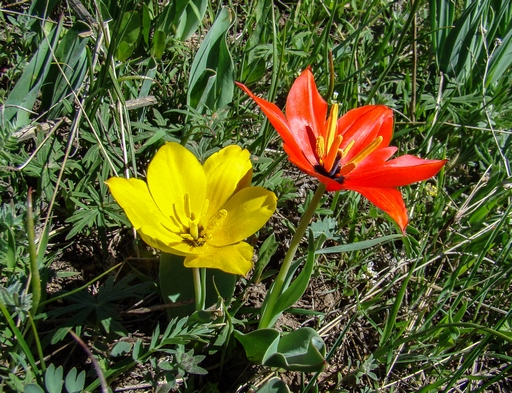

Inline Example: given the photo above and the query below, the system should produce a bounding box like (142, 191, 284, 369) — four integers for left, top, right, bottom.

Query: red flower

(236, 68, 447, 232)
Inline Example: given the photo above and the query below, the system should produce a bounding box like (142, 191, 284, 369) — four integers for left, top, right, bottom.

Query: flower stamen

(325, 103, 338, 150)
(324, 134, 343, 173)
(184, 193, 192, 218)
(340, 140, 355, 159)
(316, 136, 325, 164)
(339, 136, 383, 176)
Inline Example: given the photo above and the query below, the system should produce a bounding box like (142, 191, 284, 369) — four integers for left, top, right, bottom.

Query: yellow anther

(338, 136, 383, 176)
(340, 140, 355, 159)
(316, 136, 325, 161)
(181, 233, 195, 241)
(349, 136, 383, 166)
(339, 162, 356, 176)
(325, 103, 339, 150)
(184, 193, 192, 218)
(169, 215, 183, 231)
(172, 203, 187, 231)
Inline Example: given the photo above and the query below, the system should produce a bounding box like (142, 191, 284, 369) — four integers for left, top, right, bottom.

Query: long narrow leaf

(3, 19, 63, 128)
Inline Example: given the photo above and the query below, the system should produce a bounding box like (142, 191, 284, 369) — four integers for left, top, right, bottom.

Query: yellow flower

(106, 142, 277, 276)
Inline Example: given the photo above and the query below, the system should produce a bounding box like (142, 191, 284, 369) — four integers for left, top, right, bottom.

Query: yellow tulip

(106, 142, 277, 276)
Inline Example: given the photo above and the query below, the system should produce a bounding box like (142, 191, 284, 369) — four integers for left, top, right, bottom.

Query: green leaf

(235, 329, 280, 364)
(255, 377, 291, 393)
(264, 327, 326, 372)
(159, 252, 236, 319)
(64, 368, 86, 393)
(187, 7, 235, 112)
(3, 20, 63, 128)
(159, 253, 198, 319)
(132, 339, 145, 362)
(235, 327, 326, 372)
(6, 226, 16, 269)
(150, 0, 207, 58)
(174, 0, 208, 41)
(111, 341, 133, 357)
(487, 27, 512, 86)
(316, 234, 402, 254)
(429, 0, 454, 62)
(116, 11, 141, 61)
(44, 364, 63, 393)
(438, 1, 483, 78)
(253, 234, 279, 283)
(41, 22, 89, 119)
(23, 385, 44, 393)
(150, 30, 167, 59)
(177, 349, 208, 375)
(141, 4, 152, 46)
(28, 0, 59, 32)
(269, 231, 317, 328)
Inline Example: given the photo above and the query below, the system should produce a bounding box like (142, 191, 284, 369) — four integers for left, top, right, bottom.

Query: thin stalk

(27, 190, 41, 316)
(411, 11, 417, 122)
(0, 301, 40, 378)
(200, 267, 207, 310)
(365, 0, 422, 104)
(192, 268, 204, 311)
(258, 183, 326, 329)
(28, 313, 46, 371)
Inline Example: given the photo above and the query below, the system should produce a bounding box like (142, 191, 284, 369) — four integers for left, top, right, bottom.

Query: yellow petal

(183, 242, 254, 276)
(209, 186, 277, 246)
(160, 235, 215, 256)
(203, 145, 253, 221)
(146, 142, 206, 223)
(137, 225, 185, 254)
(105, 177, 182, 243)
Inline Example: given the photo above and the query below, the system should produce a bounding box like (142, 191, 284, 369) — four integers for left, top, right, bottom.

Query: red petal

(285, 68, 328, 164)
(236, 82, 302, 156)
(355, 147, 398, 172)
(283, 143, 317, 173)
(337, 106, 393, 160)
(345, 157, 447, 188)
(351, 186, 409, 233)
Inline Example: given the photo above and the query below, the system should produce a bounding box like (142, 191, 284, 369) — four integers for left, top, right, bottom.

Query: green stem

(200, 268, 206, 310)
(258, 183, 326, 329)
(192, 268, 205, 311)
(27, 190, 41, 316)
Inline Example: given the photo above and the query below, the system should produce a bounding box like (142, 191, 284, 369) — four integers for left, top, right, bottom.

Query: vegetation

(0, 0, 511, 391)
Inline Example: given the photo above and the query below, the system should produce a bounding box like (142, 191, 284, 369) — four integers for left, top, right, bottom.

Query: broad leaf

(187, 7, 234, 113)
(3, 20, 63, 128)
(235, 327, 326, 372)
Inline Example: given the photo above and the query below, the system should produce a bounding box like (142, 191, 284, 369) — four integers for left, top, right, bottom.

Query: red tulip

(236, 68, 446, 232)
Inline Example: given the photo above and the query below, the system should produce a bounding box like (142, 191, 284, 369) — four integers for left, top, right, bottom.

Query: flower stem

(258, 182, 326, 329)
(27, 190, 41, 317)
(192, 268, 203, 311)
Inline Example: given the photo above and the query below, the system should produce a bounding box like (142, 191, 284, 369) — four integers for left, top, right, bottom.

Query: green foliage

(46, 275, 155, 340)
(435, 0, 512, 89)
(86, 317, 214, 392)
(2, 20, 63, 128)
(255, 377, 291, 393)
(159, 252, 237, 319)
(235, 327, 326, 372)
(23, 365, 86, 393)
(0, 0, 511, 391)
(187, 7, 235, 114)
